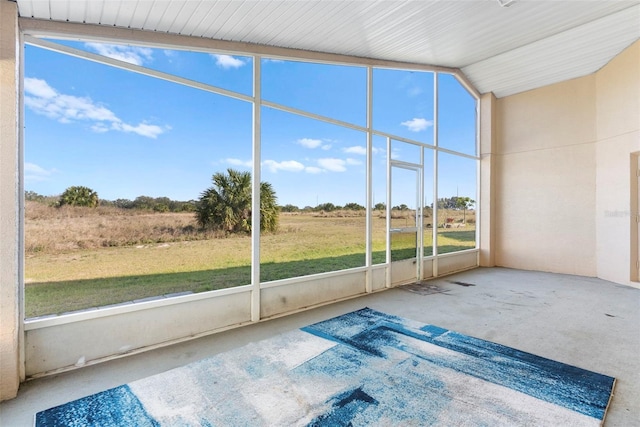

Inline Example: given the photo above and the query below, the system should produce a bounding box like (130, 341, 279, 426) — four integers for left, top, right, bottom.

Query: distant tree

(196, 168, 278, 233)
(374, 202, 386, 211)
(392, 204, 409, 211)
(315, 202, 336, 212)
(58, 186, 99, 208)
(25, 190, 45, 202)
(343, 202, 365, 211)
(180, 201, 197, 212)
(132, 195, 155, 210)
(114, 198, 134, 209)
(153, 196, 171, 212)
(280, 204, 300, 212)
(455, 196, 475, 223)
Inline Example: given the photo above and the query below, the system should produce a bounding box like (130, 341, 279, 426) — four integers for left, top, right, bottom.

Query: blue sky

(24, 40, 477, 208)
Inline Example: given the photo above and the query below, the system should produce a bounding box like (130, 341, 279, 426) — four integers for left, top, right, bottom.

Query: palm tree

(59, 186, 99, 208)
(196, 168, 278, 233)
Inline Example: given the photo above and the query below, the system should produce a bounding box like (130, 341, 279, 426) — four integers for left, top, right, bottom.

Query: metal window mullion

(385, 136, 392, 288)
(261, 100, 368, 133)
(432, 73, 439, 275)
(417, 147, 424, 279)
(365, 66, 373, 292)
(24, 35, 254, 103)
(475, 97, 481, 252)
(250, 56, 261, 322)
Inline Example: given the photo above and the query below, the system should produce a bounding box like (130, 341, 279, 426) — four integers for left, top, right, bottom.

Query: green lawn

(25, 215, 475, 317)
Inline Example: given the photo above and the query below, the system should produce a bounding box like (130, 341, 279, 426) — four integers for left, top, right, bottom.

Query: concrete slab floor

(1, 267, 638, 426)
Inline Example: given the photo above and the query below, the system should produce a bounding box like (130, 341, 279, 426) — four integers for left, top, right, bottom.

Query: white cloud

(297, 138, 322, 149)
(263, 159, 305, 173)
(23, 78, 57, 99)
(318, 158, 346, 172)
(24, 77, 168, 139)
(400, 117, 433, 132)
(211, 54, 246, 69)
(226, 158, 253, 168)
(297, 138, 332, 150)
(343, 146, 366, 155)
(85, 43, 153, 66)
(114, 122, 167, 139)
(343, 146, 381, 156)
(304, 166, 324, 174)
(24, 162, 55, 182)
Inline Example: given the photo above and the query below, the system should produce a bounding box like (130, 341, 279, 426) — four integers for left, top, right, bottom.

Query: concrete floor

(1, 267, 639, 426)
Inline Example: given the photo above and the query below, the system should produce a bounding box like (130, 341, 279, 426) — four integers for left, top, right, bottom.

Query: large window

(23, 37, 478, 318)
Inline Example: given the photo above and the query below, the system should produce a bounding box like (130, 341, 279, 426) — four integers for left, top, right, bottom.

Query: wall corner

(479, 92, 496, 267)
(0, 0, 22, 402)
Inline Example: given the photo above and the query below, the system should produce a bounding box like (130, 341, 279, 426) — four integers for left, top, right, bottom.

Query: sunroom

(1, 1, 638, 425)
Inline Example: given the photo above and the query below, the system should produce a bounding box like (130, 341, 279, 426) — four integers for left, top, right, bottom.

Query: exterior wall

(0, 1, 21, 402)
(495, 75, 597, 276)
(595, 41, 640, 287)
(25, 290, 253, 376)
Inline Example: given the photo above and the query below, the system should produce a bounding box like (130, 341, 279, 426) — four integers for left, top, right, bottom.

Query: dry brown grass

(25, 201, 218, 254)
(25, 201, 475, 256)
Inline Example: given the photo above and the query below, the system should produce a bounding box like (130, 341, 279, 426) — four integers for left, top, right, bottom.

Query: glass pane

(24, 44, 252, 318)
(372, 135, 388, 265)
(423, 148, 435, 257)
(373, 68, 434, 144)
(262, 59, 366, 126)
(260, 107, 367, 282)
(44, 38, 254, 96)
(391, 139, 421, 163)
(390, 166, 418, 261)
(436, 152, 477, 254)
(437, 73, 477, 156)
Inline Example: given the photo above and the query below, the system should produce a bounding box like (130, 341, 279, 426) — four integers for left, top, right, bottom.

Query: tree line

(26, 189, 197, 213)
(26, 169, 474, 234)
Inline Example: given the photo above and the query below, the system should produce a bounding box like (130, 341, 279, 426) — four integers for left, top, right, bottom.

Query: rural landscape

(24, 172, 475, 318)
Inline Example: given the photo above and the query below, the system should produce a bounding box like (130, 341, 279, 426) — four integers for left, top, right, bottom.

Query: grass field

(25, 202, 475, 317)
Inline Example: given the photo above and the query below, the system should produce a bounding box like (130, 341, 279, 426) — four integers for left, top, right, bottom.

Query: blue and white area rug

(36, 308, 615, 426)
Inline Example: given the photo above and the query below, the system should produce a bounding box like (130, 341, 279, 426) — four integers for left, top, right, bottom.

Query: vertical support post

(432, 73, 439, 277)
(250, 56, 261, 322)
(0, 0, 22, 401)
(365, 66, 373, 293)
(385, 137, 392, 288)
(417, 148, 424, 280)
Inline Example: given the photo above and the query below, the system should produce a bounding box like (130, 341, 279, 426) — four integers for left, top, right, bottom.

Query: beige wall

(495, 74, 598, 276)
(0, 1, 21, 401)
(595, 41, 640, 287)
(495, 41, 640, 287)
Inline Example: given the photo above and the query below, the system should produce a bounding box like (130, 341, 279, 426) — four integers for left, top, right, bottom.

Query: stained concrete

(1, 267, 638, 426)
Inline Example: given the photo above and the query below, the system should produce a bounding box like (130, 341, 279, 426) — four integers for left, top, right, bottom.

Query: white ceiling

(15, 0, 640, 97)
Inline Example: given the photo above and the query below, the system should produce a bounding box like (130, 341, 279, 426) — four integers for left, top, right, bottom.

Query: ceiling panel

(463, 5, 640, 97)
(15, 0, 640, 97)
